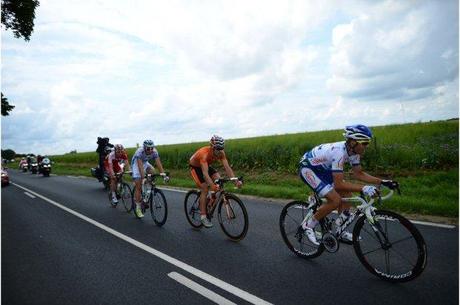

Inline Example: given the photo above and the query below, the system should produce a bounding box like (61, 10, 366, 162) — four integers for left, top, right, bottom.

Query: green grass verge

(52, 162, 458, 218)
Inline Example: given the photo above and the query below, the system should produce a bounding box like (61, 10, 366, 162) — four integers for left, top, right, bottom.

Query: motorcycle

(90, 136, 113, 190)
(29, 157, 38, 174)
(39, 158, 52, 177)
(19, 161, 28, 172)
(91, 166, 110, 190)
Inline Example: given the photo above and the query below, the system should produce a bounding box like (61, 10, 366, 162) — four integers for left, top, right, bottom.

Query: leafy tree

(1, 0, 40, 41)
(1, 93, 15, 116)
(1, 149, 16, 161)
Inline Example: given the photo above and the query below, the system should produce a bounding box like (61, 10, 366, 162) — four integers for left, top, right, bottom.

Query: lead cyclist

(299, 124, 399, 245)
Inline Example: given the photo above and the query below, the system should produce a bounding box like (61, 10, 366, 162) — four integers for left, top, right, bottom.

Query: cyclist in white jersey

(299, 124, 399, 245)
(131, 139, 169, 218)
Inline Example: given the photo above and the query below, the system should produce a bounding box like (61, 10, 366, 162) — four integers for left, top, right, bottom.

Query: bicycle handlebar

(115, 171, 132, 178)
(214, 176, 243, 185)
(321, 185, 396, 207)
(145, 171, 170, 178)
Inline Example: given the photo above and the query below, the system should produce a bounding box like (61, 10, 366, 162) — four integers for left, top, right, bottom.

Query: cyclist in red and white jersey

(104, 144, 131, 205)
(299, 124, 399, 245)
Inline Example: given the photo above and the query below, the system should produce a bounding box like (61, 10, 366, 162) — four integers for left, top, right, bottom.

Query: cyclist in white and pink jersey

(131, 139, 169, 218)
(299, 124, 399, 245)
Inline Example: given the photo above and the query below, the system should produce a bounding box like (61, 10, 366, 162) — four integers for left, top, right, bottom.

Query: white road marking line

(410, 220, 456, 229)
(168, 272, 237, 305)
(11, 182, 272, 305)
(158, 187, 188, 193)
(24, 192, 36, 198)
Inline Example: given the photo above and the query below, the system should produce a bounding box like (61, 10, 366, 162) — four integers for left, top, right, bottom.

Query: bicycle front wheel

(184, 190, 203, 228)
(353, 210, 427, 283)
(150, 188, 168, 226)
(121, 183, 133, 213)
(279, 201, 324, 259)
(217, 194, 248, 241)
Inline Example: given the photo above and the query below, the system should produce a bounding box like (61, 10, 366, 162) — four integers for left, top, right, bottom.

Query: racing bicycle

(107, 171, 133, 213)
(279, 186, 427, 282)
(184, 177, 248, 241)
(133, 173, 169, 226)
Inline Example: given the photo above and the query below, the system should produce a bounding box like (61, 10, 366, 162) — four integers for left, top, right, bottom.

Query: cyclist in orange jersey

(189, 135, 242, 228)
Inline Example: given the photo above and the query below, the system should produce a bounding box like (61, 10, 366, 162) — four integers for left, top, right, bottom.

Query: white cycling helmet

(143, 139, 155, 149)
(210, 135, 225, 150)
(343, 124, 373, 141)
(114, 144, 124, 152)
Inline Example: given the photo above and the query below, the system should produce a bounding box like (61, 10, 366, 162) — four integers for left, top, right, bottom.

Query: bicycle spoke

(285, 212, 301, 225)
(360, 245, 385, 256)
(385, 250, 390, 274)
(359, 225, 382, 243)
(389, 235, 416, 246)
(386, 246, 418, 268)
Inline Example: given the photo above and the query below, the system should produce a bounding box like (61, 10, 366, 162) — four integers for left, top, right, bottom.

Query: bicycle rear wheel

(120, 183, 133, 213)
(353, 210, 427, 283)
(279, 201, 325, 259)
(184, 190, 203, 228)
(217, 194, 248, 241)
(150, 188, 168, 226)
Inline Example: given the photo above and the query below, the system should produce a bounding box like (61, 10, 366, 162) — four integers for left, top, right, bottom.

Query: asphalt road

(2, 169, 458, 305)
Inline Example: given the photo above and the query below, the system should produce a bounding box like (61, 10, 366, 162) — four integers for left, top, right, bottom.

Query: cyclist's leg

(299, 166, 341, 230)
(190, 166, 208, 216)
(132, 162, 141, 202)
(134, 179, 142, 202)
(312, 189, 342, 220)
(145, 162, 155, 176)
(209, 166, 219, 181)
(105, 163, 117, 201)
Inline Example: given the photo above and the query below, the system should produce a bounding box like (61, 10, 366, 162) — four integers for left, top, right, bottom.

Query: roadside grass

(49, 120, 458, 218)
(52, 120, 458, 173)
(52, 161, 458, 218)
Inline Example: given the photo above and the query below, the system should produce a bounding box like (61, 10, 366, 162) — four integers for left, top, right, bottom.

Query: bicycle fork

(365, 208, 391, 248)
(221, 196, 236, 219)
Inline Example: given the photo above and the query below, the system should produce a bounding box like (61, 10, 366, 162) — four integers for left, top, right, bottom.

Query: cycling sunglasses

(356, 140, 371, 146)
(145, 147, 155, 152)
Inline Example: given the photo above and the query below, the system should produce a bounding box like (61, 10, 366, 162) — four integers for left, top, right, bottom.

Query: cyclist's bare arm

(200, 162, 215, 188)
(124, 157, 131, 172)
(137, 159, 144, 178)
(108, 160, 114, 177)
(155, 157, 166, 174)
(221, 158, 235, 178)
(351, 165, 382, 184)
(332, 172, 365, 193)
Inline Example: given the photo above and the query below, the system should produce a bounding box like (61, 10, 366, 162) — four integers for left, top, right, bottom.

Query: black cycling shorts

(190, 165, 217, 184)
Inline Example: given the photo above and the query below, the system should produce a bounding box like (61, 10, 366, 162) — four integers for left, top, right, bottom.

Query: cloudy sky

(1, 0, 458, 155)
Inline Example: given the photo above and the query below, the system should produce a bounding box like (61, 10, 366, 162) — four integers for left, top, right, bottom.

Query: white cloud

(1, 0, 458, 155)
(327, 0, 458, 101)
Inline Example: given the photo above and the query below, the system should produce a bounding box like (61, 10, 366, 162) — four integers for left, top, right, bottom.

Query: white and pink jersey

(300, 141, 360, 173)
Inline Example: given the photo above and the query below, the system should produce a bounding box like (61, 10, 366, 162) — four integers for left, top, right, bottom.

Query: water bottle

(142, 183, 148, 203)
(207, 192, 216, 212)
(335, 211, 351, 228)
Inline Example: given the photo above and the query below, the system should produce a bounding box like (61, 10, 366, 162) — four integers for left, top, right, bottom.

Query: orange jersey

(189, 146, 227, 167)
